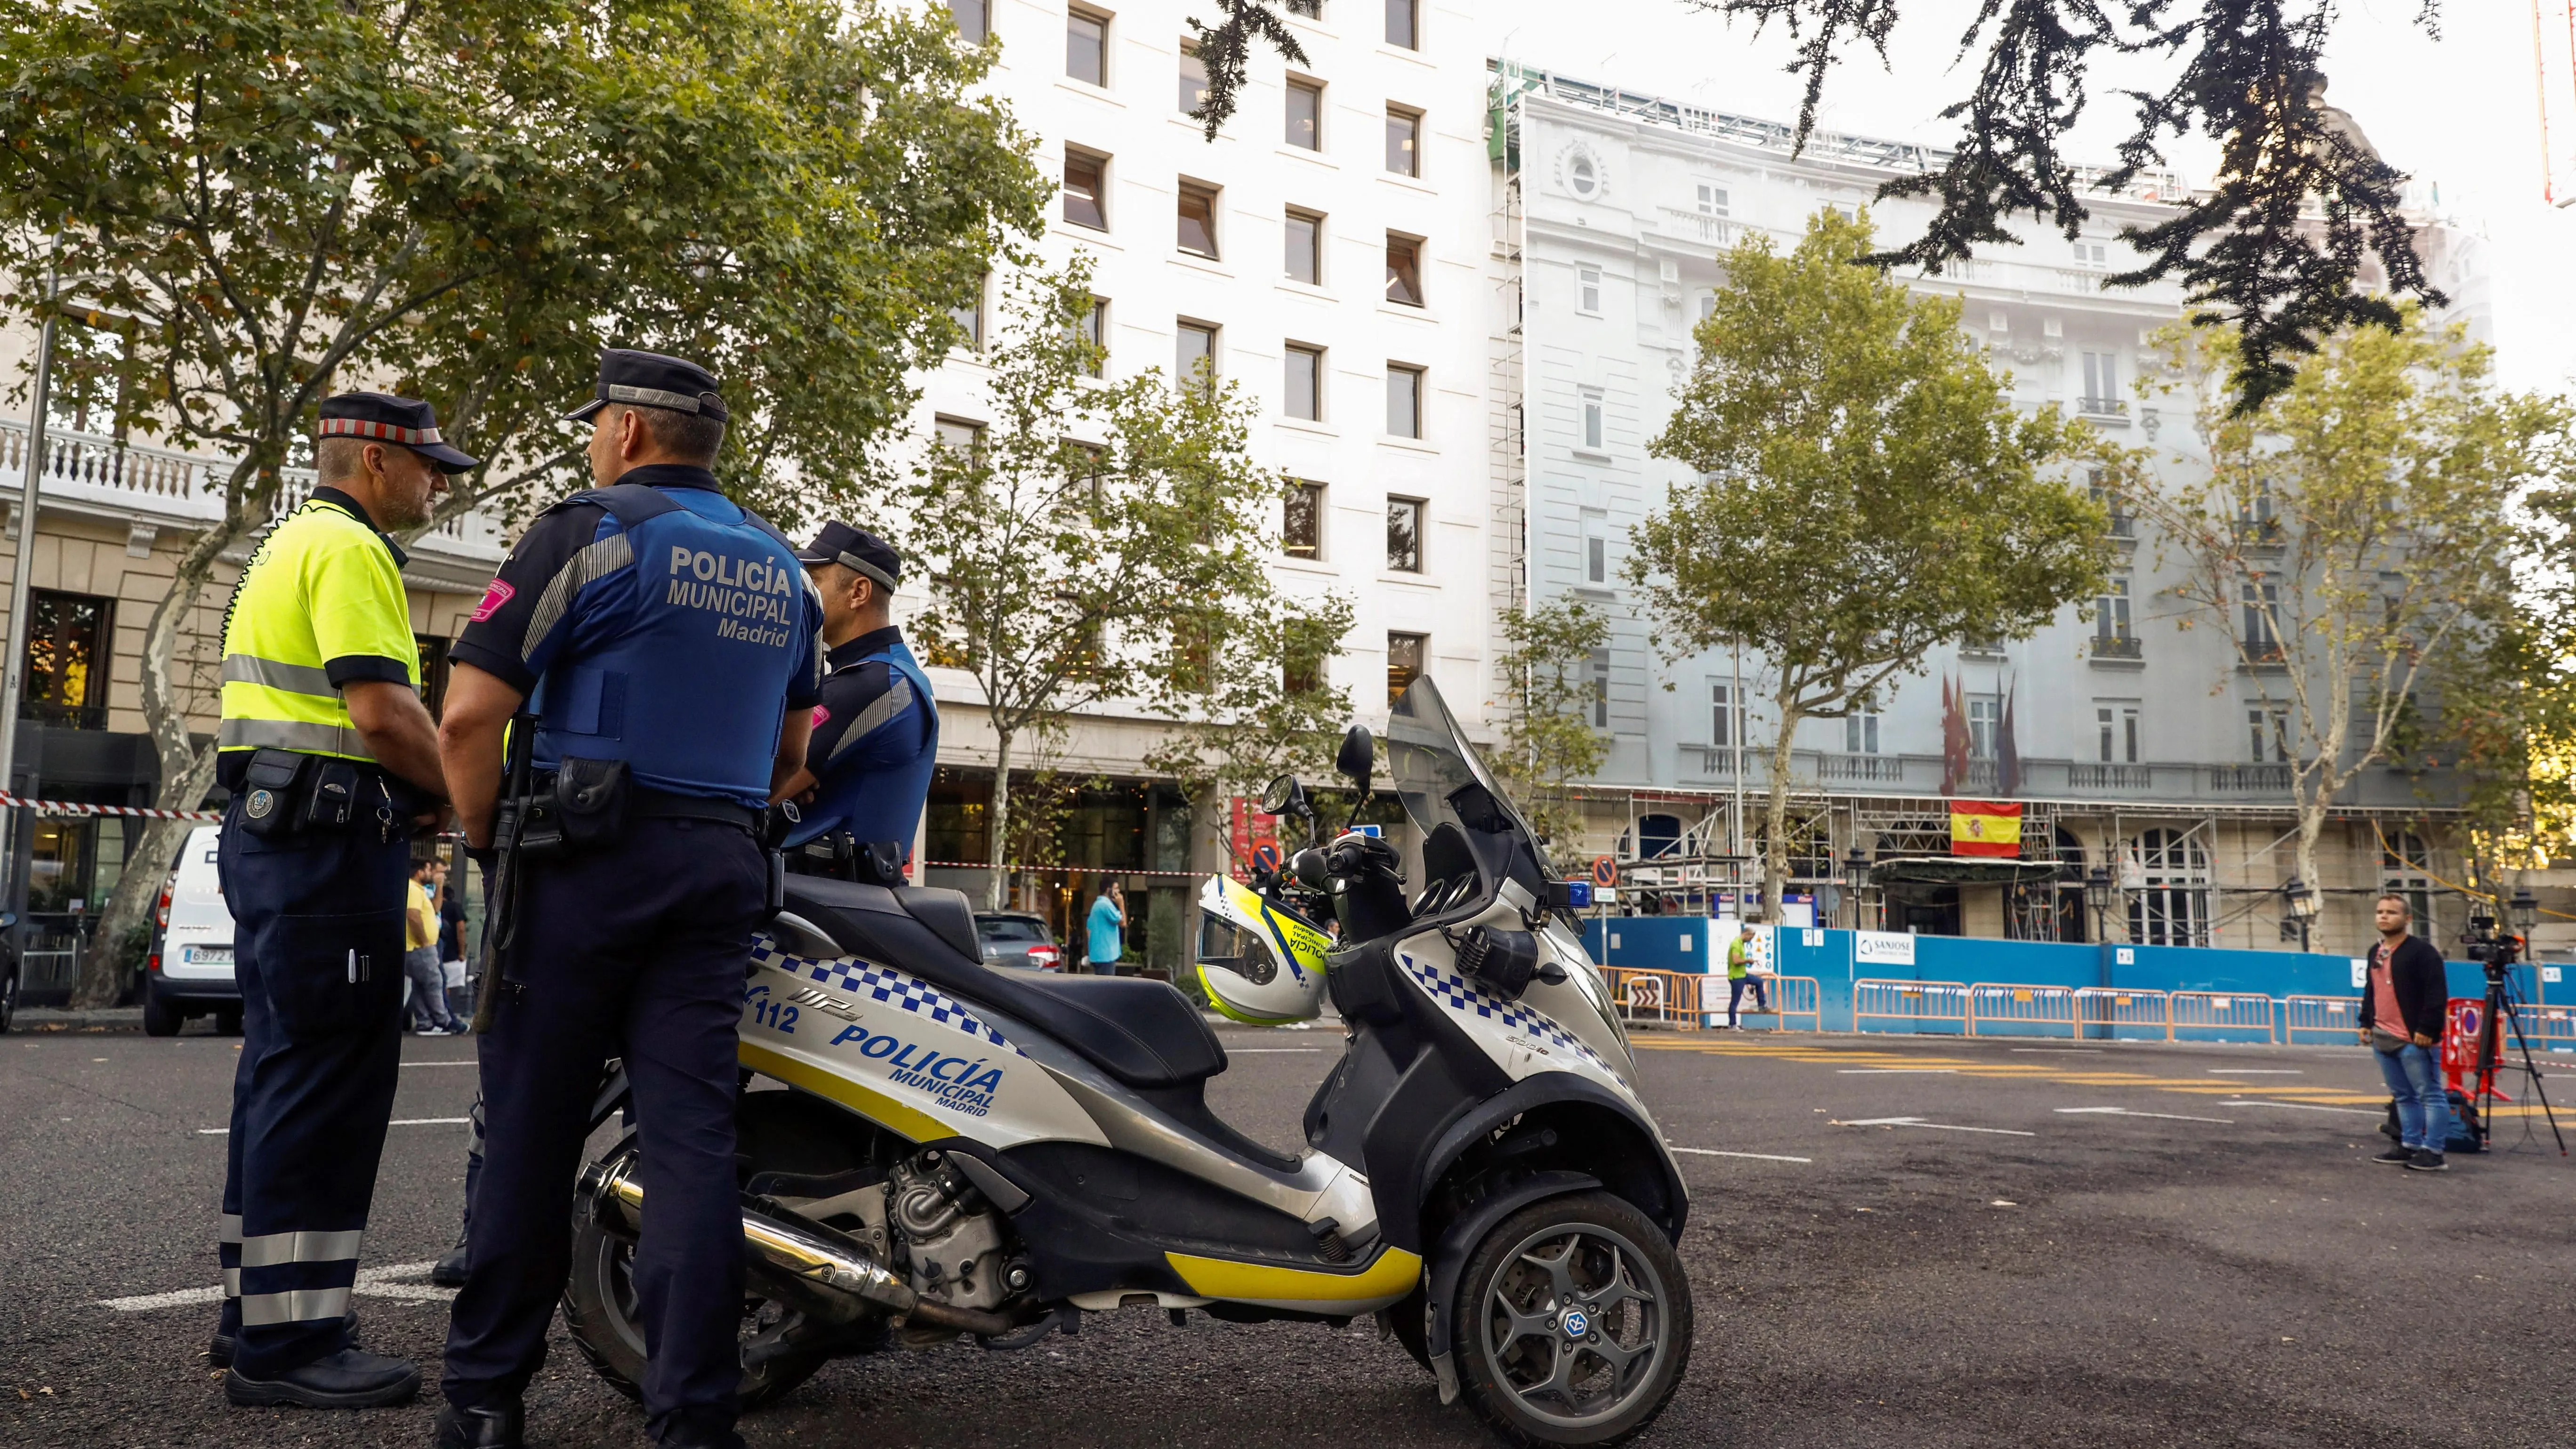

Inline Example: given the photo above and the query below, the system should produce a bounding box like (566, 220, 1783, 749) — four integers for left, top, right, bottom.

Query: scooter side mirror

(1259, 773, 1306, 819)
(1336, 725, 1374, 794)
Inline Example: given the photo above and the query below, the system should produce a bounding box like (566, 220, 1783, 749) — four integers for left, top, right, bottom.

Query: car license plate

(186, 945, 233, 966)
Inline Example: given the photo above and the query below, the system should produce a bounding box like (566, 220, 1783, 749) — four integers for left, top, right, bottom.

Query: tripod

(2469, 954, 2568, 1157)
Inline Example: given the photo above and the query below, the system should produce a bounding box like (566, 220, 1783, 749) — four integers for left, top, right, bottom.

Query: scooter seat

(776, 877, 1228, 1090)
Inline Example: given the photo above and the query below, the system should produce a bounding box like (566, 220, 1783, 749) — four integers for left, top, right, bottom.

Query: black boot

(433, 1400, 525, 1448)
(429, 1234, 471, 1288)
(210, 1309, 359, 1369)
(224, 1347, 419, 1408)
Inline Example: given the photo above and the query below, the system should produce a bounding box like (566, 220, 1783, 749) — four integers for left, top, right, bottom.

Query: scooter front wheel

(1451, 1191, 1692, 1447)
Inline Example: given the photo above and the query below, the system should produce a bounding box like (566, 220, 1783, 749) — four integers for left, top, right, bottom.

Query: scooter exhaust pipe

(580, 1158, 1017, 1339)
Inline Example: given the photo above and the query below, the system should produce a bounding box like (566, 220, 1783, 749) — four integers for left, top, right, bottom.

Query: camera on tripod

(2461, 906, 2522, 970)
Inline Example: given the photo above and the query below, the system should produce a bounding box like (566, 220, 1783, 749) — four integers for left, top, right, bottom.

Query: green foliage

(1490, 599, 1610, 874)
(1634, 209, 2108, 918)
(887, 267, 1302, 907)
(2127, 308, 2570, 889)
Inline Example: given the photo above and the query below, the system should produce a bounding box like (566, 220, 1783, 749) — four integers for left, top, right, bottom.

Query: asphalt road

(5, 1017, 2572, 1448)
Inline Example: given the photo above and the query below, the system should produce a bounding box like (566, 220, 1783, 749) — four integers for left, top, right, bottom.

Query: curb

(11, 1006, 146, 1033)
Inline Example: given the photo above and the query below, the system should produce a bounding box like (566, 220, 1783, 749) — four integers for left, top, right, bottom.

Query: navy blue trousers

(440, 820, 765, 1440)
(215, 796, 411, 1376)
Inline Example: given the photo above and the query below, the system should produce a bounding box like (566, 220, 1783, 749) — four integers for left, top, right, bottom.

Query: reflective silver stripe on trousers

(217, 717, 375, 760)
(239, 1285, 354, 1327)
(220, 653, 338, 698)
(219, 1213, 244, 1244)
(223, 1268, 242, 1296)
(238, 1227, 365, 1269)
(827, 676, 914, 763)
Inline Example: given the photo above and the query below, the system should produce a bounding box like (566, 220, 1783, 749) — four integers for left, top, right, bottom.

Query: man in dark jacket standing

(2360, 893, 2454, 1171)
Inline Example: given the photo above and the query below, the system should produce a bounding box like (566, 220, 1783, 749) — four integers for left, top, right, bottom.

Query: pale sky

(1482, 0, 2576, 395)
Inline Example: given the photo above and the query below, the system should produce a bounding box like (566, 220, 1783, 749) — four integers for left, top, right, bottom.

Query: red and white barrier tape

(0, 792, 221, 822)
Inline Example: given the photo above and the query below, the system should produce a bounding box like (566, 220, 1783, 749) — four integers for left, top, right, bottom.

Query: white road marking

(2218, 1099, 2382, 1117)
(399, 1061, 478, 1068)
(2207, 1069, 2303, 1075)
(1838, 1116, 2037, 1137)
(197, 1117, 469, 1135)
(1835, 1068, 1959, 1074)
(2010, 1048, 2101, 1054)
(1669, 1147, 1813, 1163)
(2056, 1107, 2237, 1124)
(99, 1262, 454, 1313)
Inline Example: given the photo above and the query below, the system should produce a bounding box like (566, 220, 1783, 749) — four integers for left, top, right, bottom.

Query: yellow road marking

(1634, 1034, 2404, 1113)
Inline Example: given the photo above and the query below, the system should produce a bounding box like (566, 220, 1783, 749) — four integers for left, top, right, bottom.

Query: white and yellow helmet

(1194, 874, 1332, 1026)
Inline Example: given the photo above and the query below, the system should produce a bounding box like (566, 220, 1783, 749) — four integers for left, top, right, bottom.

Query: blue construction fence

(1580, 918, 2536, 1040)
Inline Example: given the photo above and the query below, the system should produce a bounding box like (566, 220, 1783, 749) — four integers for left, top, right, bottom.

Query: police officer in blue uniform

(432, 350, 822, 1449)
(211, 392, 465, 1410)
(774, 522, 938, 869)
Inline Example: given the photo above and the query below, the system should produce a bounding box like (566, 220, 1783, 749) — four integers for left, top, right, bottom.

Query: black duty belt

(628, 786, 759, 831)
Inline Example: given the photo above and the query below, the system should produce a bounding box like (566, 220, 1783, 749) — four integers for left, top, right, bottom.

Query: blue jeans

(2375, 1041, 2454, 1151)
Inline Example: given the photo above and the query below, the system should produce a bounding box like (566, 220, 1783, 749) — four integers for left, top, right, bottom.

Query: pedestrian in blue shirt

(1086, 880, 1126, 975)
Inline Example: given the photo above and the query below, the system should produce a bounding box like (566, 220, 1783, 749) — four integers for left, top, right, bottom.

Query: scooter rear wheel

(1451, 1191, 1691, 1447)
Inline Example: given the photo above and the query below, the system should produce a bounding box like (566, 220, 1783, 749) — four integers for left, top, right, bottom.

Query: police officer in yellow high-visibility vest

(209, 392, 463, 1411)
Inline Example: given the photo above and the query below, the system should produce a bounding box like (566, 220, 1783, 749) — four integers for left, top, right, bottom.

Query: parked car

(973, 912, 1064, 971)
(146, 824, 238, 1037)
(0, 915, 18, 1034)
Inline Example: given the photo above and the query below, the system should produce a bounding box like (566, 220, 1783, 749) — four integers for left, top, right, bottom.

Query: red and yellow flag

(1948, 800, 2024, 858)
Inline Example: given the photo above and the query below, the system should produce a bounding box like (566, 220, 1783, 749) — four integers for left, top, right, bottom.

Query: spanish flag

(1949, 800, 2023, 858)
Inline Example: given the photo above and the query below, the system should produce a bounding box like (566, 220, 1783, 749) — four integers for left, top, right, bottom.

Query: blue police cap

(794, 521, 900, 593)
(567, 348, 730, 424)
(316, 392, 479, 473)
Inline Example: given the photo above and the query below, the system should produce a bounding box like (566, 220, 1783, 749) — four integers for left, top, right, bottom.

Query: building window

(2081, 351, 2119, 412)
(1576, 264, 1602, 314)
(1579, 387, 1605, 451)
(1284, 344, 1323, 421)
(1967, 694, 2000, 760)
(1385, 106, 1420, 177)
(2383, 829, 2434, 935)
(1568, 155, 1598, 197)
(1385, 496, 1423, 573)
(2096, 575, 2132, 641)
(1066, 7, 1107, 85)
(1385, 363, 1423, 439)
(945, 0, 988, 43)
(1845, 708, 1880, 755)
(2242, 578, 2282, 661)
(1284, 209, 1322, 284)
(1062, 150, 1108, 230)
(1709, 681, 1741, 749)
(1286, 0, 1322, 15)
(22, 588, 112, 728)
(1386, 631, 1425, 702)
(1385, 0, 1417, 49)
(1176, 322, 1217, 392)
(934, 416, 985, 460)
(1178, 42, 1208, 115)
(1385, 233, 1424, 306)
(2096, 701, 2139, 763)
(1177, 182, 1221, 259)
(950, 272, 986, 350)
(1589, 648, 1611, 727)
(1073, 296, 1107, 376)
(2073, 240, 2108, 269)
(1696, 183, 1729, 216)
(415, 634, 452, 719)
(2248, 704, 2290, 763)
(1286, 78, 1321, 148)
(2088, 467, 2133, 537)
(2129, 829, 2210, 947)
(1284, 480, 1325, 559)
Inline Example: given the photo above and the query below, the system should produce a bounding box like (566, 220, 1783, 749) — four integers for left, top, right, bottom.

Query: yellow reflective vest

(217, 489, 419, 762)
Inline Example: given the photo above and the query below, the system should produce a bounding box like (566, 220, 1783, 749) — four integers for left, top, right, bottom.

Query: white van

(146, 824, 237, 1036)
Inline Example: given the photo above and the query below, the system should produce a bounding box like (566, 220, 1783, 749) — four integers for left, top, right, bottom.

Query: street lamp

(2284, 875, 2319, 953)
(1843, 846, 1870, 929)
(2508, 886, 2540, 935)
(2084, 865, 2114, 944)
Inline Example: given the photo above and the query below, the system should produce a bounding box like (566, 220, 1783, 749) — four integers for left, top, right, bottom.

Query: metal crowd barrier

(1602, 966, 1705, 1032)
(1744, 974, 1822, 1032)
(2521, 1002, 2576, 1053)
(1596, 967, 1825, 1033)
(2169, 990, 2279, 1044)
(2282, 993, 2364, 1046)
(1965, 982, 2079, 1039)
(1853, 978, 1971, 1035)
(2073, 986, 2171, 1041)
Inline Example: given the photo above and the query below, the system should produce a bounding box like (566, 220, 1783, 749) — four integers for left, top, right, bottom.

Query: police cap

(794, 521, 901, 593)
(316, 392, 480, 473)
(566, 348, 731, 424)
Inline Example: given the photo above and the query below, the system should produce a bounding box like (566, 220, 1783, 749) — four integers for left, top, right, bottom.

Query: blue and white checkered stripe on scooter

(749, 937, 1020, 1053)
(1397, 951, 1625, 1087)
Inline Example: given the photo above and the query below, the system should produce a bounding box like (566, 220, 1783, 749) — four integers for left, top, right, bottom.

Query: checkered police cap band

(317, 417, 445, 446)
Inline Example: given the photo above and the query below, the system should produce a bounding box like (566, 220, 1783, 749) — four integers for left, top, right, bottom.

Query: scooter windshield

(1385, 676, 1549, 904)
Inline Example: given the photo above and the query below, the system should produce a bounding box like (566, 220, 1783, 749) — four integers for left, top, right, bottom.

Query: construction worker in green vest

(1725, 921, 1770, 1028)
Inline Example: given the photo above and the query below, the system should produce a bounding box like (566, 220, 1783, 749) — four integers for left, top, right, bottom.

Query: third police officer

(433, 351, 823, 1449)
(774, 521, 938, 876)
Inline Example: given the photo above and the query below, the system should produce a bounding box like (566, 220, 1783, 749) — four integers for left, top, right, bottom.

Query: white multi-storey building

(904, 0, 1504, 957)
(1492, 66, 2495, 955)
